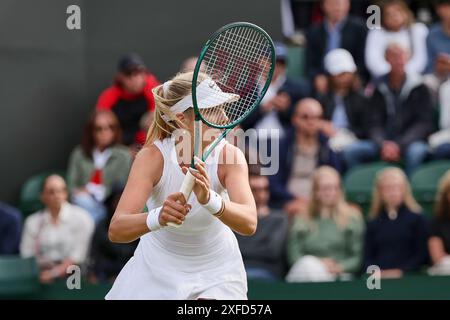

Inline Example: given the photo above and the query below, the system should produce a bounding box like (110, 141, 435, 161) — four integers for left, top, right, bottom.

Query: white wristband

(203, 190, 223, 215)
(147, 207, 163, 231)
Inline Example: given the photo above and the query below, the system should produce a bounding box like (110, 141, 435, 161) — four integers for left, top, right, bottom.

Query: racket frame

(191, 21, 276, 164)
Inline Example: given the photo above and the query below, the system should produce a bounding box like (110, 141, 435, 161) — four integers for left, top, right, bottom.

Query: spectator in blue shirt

(425, 0, 450, 75)
(0, 202, 22, 255)
(424, 0, 450, 161)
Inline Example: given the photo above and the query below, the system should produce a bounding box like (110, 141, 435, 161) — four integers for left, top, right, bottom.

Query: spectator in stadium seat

(234, 164, 289, 281)
(268, 98, 342, 217)
(425, 0, 450, 161)
(428, 170, 450, 275)
(20, 175, 94, 283)
(316, 48, 371, 171)
(424, 0, 450, 86)
(282, 0, 371, 39)
(0, 202, 22, 255)
(286, 166, 364, 282)
(241, 42, 309, 142)
(96, 53, 160, 145)
(365, 0, 429, 80)
(89, 184, 138, 282)
(363, 43, 434, 175)
(363, 168, 429, 278)
(67, 110, 132, 224)
(306, 0, 368, 95)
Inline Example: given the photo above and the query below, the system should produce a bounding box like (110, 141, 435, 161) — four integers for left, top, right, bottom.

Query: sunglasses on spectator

(298, 114, 322, 120)
(94, 124, 115, 132)
(43, 187, 67, 195)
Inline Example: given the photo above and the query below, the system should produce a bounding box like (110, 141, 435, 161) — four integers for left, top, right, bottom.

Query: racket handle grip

(167, 170, 196, 228)
(180, 169, 196, 202)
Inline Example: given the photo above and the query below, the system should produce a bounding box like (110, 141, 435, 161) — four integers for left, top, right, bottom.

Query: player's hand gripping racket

(167, 22, 275, 227)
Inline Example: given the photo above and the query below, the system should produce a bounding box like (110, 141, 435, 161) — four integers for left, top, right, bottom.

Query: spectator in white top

(365, 0, 429, 79)
(20, 175, 95, 283)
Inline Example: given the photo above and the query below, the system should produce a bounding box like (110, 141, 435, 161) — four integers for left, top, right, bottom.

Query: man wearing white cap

(318, 49, 373, 170)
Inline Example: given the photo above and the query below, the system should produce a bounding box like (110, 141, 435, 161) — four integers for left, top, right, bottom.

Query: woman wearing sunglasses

(67, 110, 132, 224)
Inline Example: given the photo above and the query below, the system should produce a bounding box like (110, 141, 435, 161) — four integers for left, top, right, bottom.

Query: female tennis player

(105, 71, 257, 300)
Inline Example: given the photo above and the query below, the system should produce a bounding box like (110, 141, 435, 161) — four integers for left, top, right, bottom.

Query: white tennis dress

(105, 137, 247, 300)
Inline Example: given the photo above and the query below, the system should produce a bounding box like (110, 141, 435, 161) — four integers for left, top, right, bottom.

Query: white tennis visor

(160, 78, 240, 122)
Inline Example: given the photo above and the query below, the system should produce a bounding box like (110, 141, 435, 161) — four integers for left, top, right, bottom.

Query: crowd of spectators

(1, 0, 450, 284)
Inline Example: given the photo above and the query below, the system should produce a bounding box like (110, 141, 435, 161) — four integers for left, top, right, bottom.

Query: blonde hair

(369, 167, 421, 218)
(145, 71, 208, 144)
(306, 166, 361, 229)
(435, 170, 450, 220)
(380, 0, 415, 29)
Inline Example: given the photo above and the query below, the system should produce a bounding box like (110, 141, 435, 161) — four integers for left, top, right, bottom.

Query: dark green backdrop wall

(0, 0, 281, 205)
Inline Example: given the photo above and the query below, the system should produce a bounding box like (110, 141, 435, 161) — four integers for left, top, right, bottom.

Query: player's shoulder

(220, 142, 247, 165)
(218, 143, 248, 181)
(130, 144, 164, 184)
(135, 143, 164, 164)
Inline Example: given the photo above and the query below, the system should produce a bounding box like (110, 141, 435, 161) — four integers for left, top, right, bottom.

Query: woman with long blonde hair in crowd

(286, 166, 364, 282)
(105, 71, 256, 299)
(428, 170, 450, 275)
(363, 167, 429, 278)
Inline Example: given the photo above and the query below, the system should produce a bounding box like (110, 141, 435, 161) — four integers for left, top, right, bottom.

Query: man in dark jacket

(367, 43, 435, 175)
(318, 49, 369, 139)
(268, 98, 342, 216)
(306, 0, 368, 95)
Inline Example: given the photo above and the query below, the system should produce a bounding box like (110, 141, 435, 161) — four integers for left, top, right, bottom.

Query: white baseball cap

(324, 49, 357, 76)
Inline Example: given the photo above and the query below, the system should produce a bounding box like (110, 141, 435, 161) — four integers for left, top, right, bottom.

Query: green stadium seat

(411, 160, 450, 217)
(19, 171, 65, 216)
(286, 45, 306, 81)
(0, 256, 40, 297)
(344, 162, 395, 216)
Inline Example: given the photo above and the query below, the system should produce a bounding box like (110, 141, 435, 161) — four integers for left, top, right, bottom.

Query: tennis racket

(168, 22, 275, 227)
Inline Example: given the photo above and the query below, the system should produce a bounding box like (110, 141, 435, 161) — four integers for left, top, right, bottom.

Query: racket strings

(199, 25, 274, 127)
